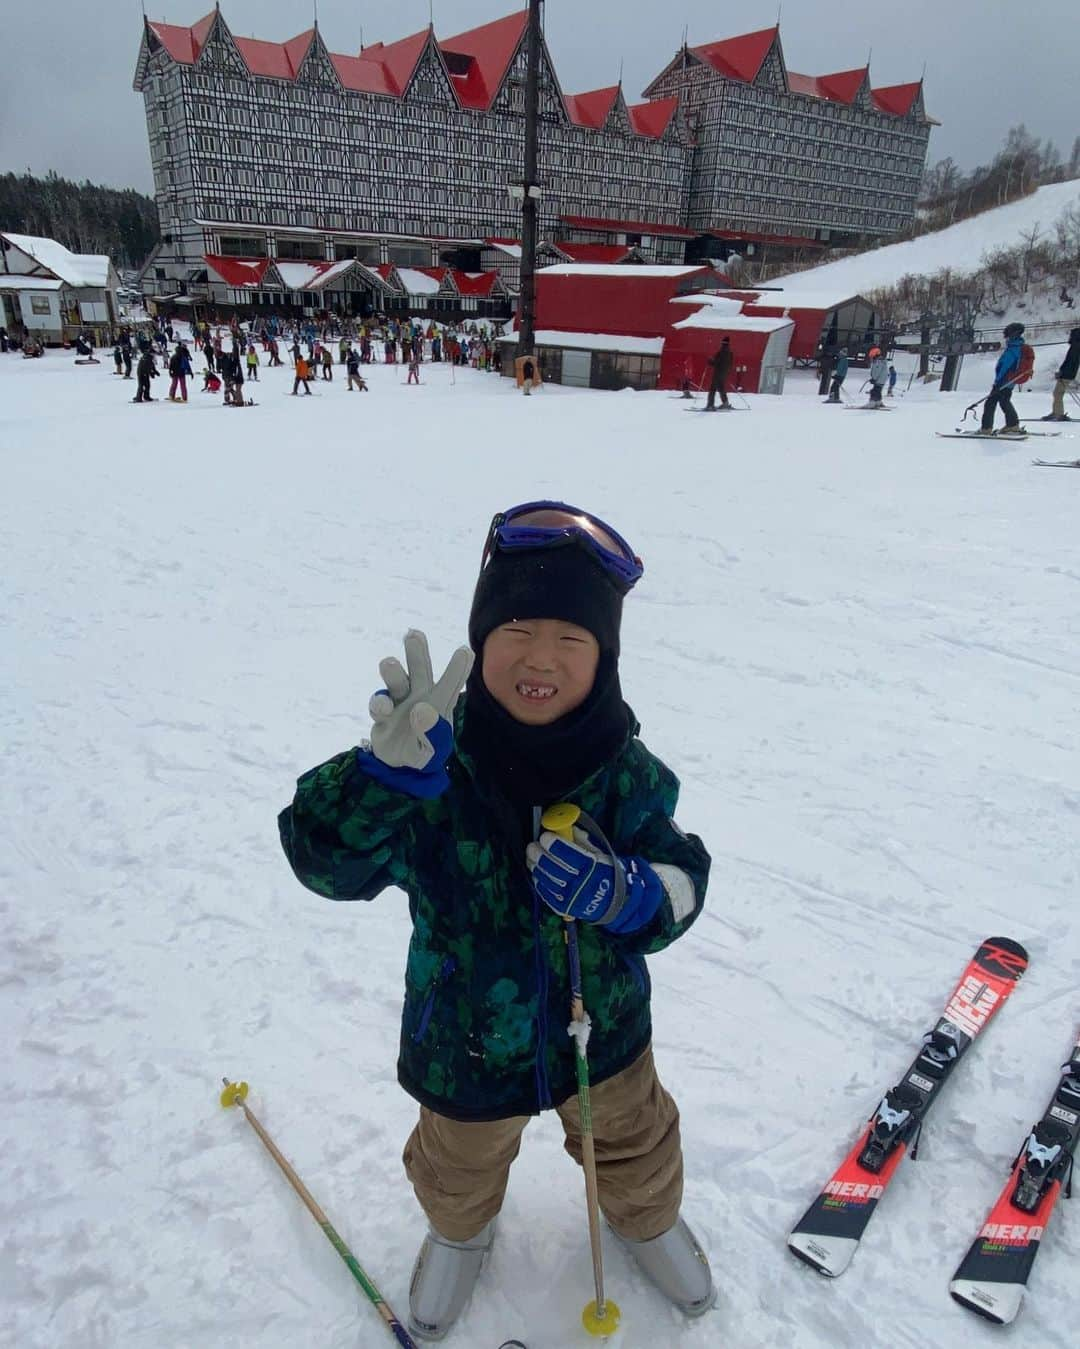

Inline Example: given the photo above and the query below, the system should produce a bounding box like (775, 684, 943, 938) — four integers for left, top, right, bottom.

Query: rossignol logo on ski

(979, 1222, 1044, 1246)
(942, 976, 999, 1039)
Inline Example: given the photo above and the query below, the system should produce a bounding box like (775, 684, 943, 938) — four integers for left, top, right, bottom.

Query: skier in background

(867, 347, 888, 406)
(705, 337, 732, 410)
(980, 323, 1027, 435)
(1042, 326, 1079, 421)
(826, 347, 849, 403)
(887, 364, 898, 397)
(278, 502, 714, 1342)
(132, 348, 158, 402)
(292, 352, 313, 395)
(246, 343, 259, 383)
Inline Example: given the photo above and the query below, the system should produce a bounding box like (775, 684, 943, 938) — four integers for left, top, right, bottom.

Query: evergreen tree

(0, 171, 159, 269)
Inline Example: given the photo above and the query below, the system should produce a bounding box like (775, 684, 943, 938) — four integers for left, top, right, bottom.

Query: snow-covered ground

(771, 179, 1080, 297)
(4, 344, 1079, 1349)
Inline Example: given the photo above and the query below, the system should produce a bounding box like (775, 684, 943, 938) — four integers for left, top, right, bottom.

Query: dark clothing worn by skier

(1044, 327, 1080, 421)
(982, 325, 1026, 434)
(827, 349, 849, 402)
(133, 351, 157, 402)
(278, 503, 715, 1340)
(705, 338, 733, 410)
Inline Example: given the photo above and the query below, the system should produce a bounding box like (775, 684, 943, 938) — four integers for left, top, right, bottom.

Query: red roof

(449, 269, 502, 296)
(564, 86, 620, 130)
(374, 29, 431, 96)
(232, 36, 296, 79)
(789, 67, 867, 104)
(328, 51, 400, 96)
(553, 242, 637, 263)
(145, 10, 523, 109)
(204, 255, 271, 287)
(691, 26, 777, 82)
(438, 11, 527, 111)
(146, 16, 205, 63)
(872, 82, 922, 116)
(628, 97, 678, 138)
(559, 214, 698, 240)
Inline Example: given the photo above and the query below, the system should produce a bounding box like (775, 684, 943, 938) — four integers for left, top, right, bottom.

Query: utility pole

(517, 0, 542, 359)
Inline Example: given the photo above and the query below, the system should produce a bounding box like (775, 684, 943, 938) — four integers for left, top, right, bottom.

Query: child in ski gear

(168, 344, 190, 401)
(888, 364, 898, 396)
(279, 503, 713, 1339)
(868, 348, 888, 405)
(346, 347, 368, 391)
(705, 337, 733, 410)
(245, 345, 259, 381)
(133, 350, 157, 402)
(982, 323, 1026, 434)
(1043, 327, 1079, 421)
(827, 348, 849, 402)
(292, 354, 312, 395)
(407, 349, 421, 384)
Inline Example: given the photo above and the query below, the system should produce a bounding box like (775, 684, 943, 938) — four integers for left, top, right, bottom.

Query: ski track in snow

(2, 343, 1078, 1348)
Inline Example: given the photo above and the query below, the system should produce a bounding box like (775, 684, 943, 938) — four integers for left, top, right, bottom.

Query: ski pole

(540, 804, 621, 1340)
(220, 1079, 418, 1349)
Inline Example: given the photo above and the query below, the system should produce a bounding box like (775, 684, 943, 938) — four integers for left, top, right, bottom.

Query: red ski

(788, 938, 1029, 1276)
(949, 1025, 1080, 1323)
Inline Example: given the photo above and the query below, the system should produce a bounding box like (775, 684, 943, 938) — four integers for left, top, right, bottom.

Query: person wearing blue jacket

(981, 323, 1025, 434)
(827, 348, 849, 403)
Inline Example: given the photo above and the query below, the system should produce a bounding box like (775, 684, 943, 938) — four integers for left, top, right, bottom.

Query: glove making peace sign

(360, 629, 473, 798)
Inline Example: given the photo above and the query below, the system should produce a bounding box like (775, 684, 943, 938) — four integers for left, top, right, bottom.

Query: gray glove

(368, 629, 473, 770)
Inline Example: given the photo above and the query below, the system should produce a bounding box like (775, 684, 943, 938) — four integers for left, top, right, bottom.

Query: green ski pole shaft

(221, 1079, 418, 1348)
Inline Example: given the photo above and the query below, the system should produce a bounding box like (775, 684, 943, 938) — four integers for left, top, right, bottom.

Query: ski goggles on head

(481, 501, 644, 590)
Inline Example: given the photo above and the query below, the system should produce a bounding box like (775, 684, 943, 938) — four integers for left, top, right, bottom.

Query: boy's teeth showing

(517, 682, 557, 701)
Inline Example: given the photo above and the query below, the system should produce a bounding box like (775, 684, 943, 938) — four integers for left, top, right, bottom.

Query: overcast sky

(1, 0, 1074, 194)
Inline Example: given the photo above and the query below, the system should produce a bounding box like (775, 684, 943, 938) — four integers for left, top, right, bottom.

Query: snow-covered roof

(273, 259, 356, 291)
(499, 329, 665, 355)
(484, 240, 522, 259)
(538, 264, 706, 278)
(396, 266, 444, 295)
(0, 275, 66, 292)
(744, 288, 865, 310)
(2, 233, 113, 288)
(670, 294, 746, 314)
(672, 310, 794, 334)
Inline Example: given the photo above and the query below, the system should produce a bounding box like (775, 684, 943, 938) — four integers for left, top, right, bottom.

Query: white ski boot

(407, 1218, 495, 1341)
(614, 1214, 715, 1317)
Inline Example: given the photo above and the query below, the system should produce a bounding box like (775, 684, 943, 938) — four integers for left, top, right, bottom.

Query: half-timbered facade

(133, 8, 689, 306)
(133, 9, 934, 310)
(643, 28, 934, 243)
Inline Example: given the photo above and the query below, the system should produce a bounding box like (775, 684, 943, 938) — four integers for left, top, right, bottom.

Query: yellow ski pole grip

(541, 802, 580, 841)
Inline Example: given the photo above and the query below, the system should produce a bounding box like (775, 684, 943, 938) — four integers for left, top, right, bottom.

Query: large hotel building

(134, 7, 934, 316)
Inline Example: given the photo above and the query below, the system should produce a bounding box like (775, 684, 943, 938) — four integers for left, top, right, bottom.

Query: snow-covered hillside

(4, 348, 1079, 1349)
(771, 179, 1080, 297)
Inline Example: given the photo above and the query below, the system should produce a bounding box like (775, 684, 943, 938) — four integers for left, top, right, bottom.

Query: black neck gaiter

(456, 652, 631, 812)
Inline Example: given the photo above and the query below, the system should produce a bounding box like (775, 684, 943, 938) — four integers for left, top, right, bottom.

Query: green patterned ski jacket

(278, 710, 709, 1121)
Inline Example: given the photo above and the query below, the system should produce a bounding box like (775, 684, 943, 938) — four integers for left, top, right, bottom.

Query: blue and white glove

(526, 825, 664, 935)
(355, 629, 473, 799)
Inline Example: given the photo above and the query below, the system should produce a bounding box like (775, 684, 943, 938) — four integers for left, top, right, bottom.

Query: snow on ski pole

(219, 1079, 419, 1348)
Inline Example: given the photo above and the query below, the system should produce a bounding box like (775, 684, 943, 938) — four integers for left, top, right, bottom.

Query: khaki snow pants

(403, 1045, 682, 1243)
(1051, 378, 1075, 419)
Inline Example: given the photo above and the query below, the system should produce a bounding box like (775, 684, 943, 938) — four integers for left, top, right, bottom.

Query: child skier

(278, 503, 714, 1341)
(245, 344, 259, 382)
(867, 347, 888, 406)
(981, 323, 1027, 435)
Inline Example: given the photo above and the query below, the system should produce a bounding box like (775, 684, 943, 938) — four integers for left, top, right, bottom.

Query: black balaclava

(458, 541, 632, 810)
